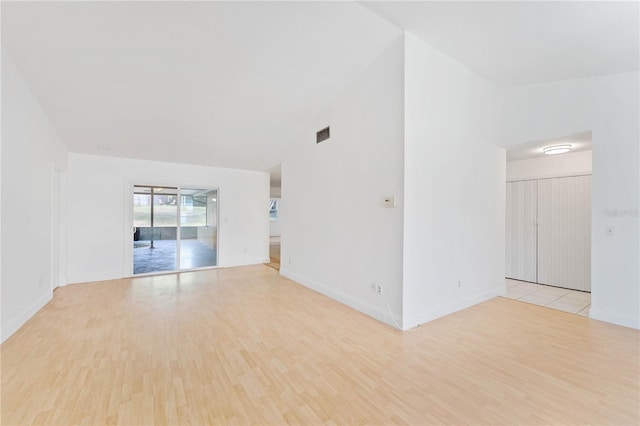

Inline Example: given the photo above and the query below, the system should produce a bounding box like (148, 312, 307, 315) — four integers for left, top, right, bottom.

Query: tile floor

(503, 278, 591, 316)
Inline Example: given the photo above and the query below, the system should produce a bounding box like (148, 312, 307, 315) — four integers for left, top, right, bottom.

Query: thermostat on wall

(383, 196, 396, 208)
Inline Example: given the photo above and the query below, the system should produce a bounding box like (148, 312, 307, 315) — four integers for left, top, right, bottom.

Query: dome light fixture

(543, 144, 572, 155)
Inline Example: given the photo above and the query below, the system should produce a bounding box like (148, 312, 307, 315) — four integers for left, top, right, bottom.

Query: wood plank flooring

(1, 265, 638, 425)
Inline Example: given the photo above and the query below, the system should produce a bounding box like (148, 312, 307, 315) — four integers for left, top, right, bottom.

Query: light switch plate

(383, 196, 396, 208)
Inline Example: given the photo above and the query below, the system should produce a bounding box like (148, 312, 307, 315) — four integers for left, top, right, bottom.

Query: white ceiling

(505, 131, 592, 162)
(1, 1, 400, 170)
(2, 1, 637, 171)
(362, 1, 639, 87)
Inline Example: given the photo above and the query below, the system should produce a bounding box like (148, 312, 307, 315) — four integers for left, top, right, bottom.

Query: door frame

(124, 181, 221, 277)
(51, 166, 62, 290)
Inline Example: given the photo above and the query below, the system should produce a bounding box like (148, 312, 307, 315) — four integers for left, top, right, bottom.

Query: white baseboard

(1, 291, 52, 344)
(280, 268, 403, 330)
(403, 286, 505, 330)
(589, 307, 639, 330)
(221, 256, 271, 268)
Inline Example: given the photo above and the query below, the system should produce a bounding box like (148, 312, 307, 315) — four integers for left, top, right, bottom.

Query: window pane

(153, 194, 178, 226)
(133, 194, 151, 227)
(133, 185, 178, 275)
(180, 189, 217, 270)
(269, 199, 279, 220)
(180, 195, 207, 227)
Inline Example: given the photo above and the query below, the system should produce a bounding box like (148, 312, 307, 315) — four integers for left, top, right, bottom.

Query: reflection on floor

(266, 236, 280, 270)
(133, 239, 216, 274)
(503, 278, 591, 316)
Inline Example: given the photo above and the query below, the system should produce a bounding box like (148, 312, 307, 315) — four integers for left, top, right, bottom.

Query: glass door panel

(133, 185, 178, 274)
(179, 188, 218, 270)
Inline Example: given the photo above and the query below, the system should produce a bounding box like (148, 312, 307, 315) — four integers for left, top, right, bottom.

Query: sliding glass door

(132, 185, 218, 275)
(133, 186, 178, 274)
(179, 188, 218, 270)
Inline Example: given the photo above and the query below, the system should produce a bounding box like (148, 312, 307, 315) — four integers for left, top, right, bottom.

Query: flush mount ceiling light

(542, 144, 572, 155)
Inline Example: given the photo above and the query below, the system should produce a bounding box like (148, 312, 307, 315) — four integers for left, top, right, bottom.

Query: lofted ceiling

(362, 1, 639, 87)
(1, 1, 400, 171)
(2, 1, 637, 171)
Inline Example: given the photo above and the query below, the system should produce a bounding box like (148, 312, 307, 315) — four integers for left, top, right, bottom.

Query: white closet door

(574, 176, 592, 291)
(505, 180, 537, 282)
(537, 176, 591, 291)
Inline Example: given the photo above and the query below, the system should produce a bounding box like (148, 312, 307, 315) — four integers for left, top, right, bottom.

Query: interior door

(505, 180, 537, 282)
(537, 175, 591, 291)
(51, 168, 61, 289)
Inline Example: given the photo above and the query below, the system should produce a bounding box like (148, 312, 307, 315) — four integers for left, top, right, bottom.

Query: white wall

(1, 49, 68, 342)
(503, 72, 639, 329)
(281, 36, 406, 328)
(402, 34, 506, 329)
(1, 42, 3, 341)
(66, 153, 269, 284)
(507, 150, 592, 181)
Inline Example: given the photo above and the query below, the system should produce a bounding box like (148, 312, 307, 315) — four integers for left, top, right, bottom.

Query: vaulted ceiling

(2, 1, 401, 170)
(2, 1, 637, 171)
(363, 1, 639, 87)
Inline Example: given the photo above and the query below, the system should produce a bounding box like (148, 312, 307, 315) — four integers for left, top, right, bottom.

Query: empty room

(1, 1, 638, 425)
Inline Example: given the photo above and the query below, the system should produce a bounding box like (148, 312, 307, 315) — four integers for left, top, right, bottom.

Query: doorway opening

(267, 165, 281, 270)
(133, 185, 218, 275)
(503, 131, 592, 316)
(51, 167, 62, 290)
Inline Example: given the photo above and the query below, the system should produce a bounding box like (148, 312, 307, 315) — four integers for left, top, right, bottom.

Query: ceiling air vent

(316, 126, 330, 144)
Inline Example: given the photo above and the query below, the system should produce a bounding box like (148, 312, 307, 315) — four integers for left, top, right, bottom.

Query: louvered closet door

(505, 180, 537, 282)
(537, 175, 591, 291)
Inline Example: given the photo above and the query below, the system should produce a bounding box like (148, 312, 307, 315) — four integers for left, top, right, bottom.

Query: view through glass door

(133, 185, 218, 275)
(179, 188, 218, 270)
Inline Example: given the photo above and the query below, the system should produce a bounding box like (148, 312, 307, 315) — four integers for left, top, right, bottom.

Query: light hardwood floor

(1, 265, 638, 425)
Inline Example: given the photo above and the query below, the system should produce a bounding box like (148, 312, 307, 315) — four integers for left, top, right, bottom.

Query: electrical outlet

(376, 284, 382, 296)
(457, 280, 461, 288)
